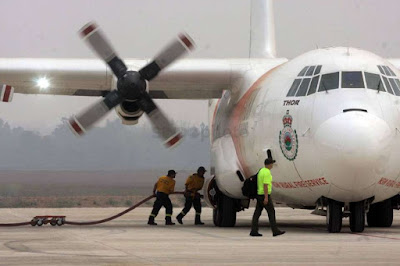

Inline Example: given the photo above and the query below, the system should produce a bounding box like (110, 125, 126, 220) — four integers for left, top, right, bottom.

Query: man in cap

(176, 166, 206, 225)
(250, 158, 285, 237)
(148, 170, 176, 225)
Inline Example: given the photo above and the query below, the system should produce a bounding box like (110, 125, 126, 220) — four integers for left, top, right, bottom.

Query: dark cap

(197, 166, 207, 173)
(264, 158, 276, 165)
(167, 170, 176, 176)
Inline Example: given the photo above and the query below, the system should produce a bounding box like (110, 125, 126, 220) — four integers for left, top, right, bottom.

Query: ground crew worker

(176, 166, 206, 225)
(148, 170, 176, 225)
(250, 158, 285, 237)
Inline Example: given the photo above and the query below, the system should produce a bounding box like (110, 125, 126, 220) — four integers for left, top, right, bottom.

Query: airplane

(0, 0, 399, 233)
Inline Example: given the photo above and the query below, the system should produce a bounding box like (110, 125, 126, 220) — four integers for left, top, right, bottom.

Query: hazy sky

(0, 0, 399, 134)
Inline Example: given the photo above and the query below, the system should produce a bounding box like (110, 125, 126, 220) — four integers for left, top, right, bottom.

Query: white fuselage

(211, 47, 400, 207)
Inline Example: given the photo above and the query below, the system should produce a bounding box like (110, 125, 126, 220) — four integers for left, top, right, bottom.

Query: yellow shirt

(185, 174, 205, 193)
(156, 176, 175, 195)
(257, 168, 272, 195)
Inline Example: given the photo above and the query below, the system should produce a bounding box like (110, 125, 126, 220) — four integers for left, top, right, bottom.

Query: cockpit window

(298, 67, 309, 76)
(342, 71, 364, 88)
(305, 66, 316, 76)
(318, 72, 339, 92)
(378, 65, 385, 75)
(378, 65, 396, 77)
(314, 65, 322, 75)
(389, 78, 400, 96)
(307, 76, 320, 95)
(295, 78, 311, 96)
(365, 72, 385, 92)
(382, 66, 391, 76)
(287, 79, 301, 97)
(387, 66, 396, 76)
(382, 76, 394, 95)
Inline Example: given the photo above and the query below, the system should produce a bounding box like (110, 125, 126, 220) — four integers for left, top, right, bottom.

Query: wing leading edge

(0, 58, 284, 99)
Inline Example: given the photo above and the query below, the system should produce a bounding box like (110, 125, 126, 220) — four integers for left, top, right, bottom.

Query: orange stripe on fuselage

(210, 98, 221, 143)
(229, 66, 281, 177)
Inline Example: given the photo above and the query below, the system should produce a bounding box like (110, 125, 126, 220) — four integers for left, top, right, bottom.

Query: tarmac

(0, 206, 400, 265)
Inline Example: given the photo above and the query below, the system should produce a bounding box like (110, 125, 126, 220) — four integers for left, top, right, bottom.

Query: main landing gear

(326, 199, 343, 233)
(325, 199, 366, 233)
(367, 199, 393, 227)
(349, 201, 365, 232)
(213, 194, 237, 227)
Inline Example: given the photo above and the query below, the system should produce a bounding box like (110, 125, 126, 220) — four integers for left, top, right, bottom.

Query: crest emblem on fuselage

(279, 110, 298, 161)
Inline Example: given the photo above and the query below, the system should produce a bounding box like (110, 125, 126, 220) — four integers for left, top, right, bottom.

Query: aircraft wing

(0, 58, 285, 100)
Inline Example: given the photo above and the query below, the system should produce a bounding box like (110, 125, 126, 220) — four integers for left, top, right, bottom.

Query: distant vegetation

(0, 118, 210, 171)
(0, 119, 210, 207)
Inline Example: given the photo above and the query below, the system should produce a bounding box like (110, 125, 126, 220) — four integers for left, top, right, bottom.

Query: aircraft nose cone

(314, 112, 391, 193)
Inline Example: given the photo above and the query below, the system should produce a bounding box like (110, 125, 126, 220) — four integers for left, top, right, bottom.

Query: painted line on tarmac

(350, 233, 400, 241)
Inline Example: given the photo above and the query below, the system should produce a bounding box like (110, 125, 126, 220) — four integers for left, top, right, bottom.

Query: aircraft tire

(377, 199, 393, 227)
(367, 199, 393, 227)
(367, 203, 378, 227)
(213, 207, 223, 226)
(350, 201, 365, 233)
(326, 199, 342, 233)
(220, 194, 236, 227)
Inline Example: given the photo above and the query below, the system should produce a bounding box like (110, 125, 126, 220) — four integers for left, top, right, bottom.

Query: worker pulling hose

(0, 192, 184, 227)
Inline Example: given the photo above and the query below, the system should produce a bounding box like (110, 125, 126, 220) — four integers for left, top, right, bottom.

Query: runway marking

(350, 233, 400, 241)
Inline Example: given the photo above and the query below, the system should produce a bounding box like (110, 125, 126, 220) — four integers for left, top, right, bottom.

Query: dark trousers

(180, 194, 201, 215)
(251, 195, 279, 234)
(150, 192, 173, 218)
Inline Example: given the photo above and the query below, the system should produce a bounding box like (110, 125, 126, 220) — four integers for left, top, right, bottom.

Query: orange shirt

(156, 176, 175, 195)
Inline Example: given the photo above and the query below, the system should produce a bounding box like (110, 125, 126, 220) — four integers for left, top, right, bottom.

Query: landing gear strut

(326, 199, 343, 233)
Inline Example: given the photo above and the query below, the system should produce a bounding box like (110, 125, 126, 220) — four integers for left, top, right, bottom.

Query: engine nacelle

(115, 100, 144, 125)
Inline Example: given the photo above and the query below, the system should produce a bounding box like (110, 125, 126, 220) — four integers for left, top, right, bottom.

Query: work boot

(176, 213, 184, 224)
(165, 216, 175, 225)
(273, 230, 286, 237)
(195, 214, 204, 225)
(147, 216, 157, 225)
(250, 231, 263, 237)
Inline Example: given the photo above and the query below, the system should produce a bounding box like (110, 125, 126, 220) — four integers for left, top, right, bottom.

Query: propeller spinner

(68, 22, 194, 148)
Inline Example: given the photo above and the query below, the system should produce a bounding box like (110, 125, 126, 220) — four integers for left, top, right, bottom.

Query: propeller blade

(80, 22, 127, 78)
(68, 90, 123, 136)
(139, 33, 194, 81)
(137, 92, 182, 147)
(0, 84, 14, 102)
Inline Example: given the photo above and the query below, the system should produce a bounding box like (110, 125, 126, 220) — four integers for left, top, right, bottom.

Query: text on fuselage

(283, 100, 300, 106)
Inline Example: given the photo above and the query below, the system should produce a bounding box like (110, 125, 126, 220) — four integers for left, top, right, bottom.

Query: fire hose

(0, 191, 185, 227)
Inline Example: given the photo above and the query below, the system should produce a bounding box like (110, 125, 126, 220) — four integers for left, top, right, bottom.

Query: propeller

(68, 22, 194, 147)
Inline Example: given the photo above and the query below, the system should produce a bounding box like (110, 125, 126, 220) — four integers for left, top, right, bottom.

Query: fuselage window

(287, 79, 302, 97)
(342, 71, 364, 88)
(318, 72, 339, 92)
(364, 72, 385, 92)
(314, 65, 322, 75)
(305, 66, 315, 76)
(307, 75, 320, 95)
(298, 67, 309, 76)
(382, 76, 394, 95)
(295, 78, 311, 96)
(389, 78, 400, 96)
